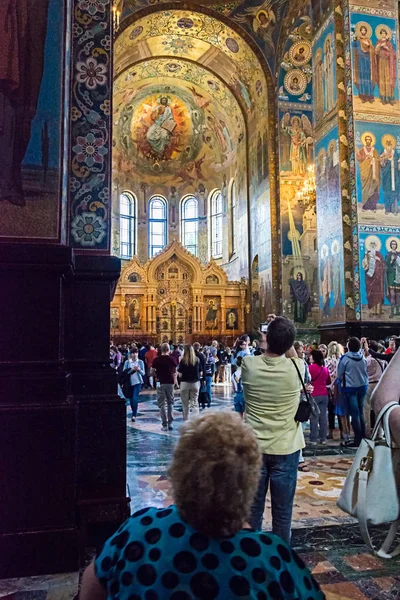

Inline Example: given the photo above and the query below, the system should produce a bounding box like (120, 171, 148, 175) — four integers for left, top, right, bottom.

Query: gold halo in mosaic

(386, 236, 400, 252)
(381, 134, 396, 148)
(355, 22, 372, 38)
(375, 24, 392, 39)
(365, 235, 382, 252)
(284, 69, 307, 96)
(299, 21, 313, 40)
(289, 41, 312, 66)
(361, 131, 376, 146)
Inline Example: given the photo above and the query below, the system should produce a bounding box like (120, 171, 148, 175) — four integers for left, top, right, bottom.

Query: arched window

(180, 195, 199, 256)
(210, 190, 223, 258)
(231, 181, 237, 255)
(149, 196, 167, 258)
(120, 191, 137, 259)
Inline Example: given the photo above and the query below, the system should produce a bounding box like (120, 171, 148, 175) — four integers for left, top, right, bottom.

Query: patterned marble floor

(1, 386, 399, 599)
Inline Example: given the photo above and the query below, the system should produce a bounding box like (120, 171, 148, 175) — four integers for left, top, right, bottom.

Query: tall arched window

(180, 195, 199, 256)
(120, 191, 137, 259)
(149, 195, 167, 258)
(210, 190, 223, 259)
(231, 181, 236, 255)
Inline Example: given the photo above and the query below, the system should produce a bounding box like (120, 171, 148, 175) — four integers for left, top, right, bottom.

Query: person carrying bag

(337, 401, 400, 558)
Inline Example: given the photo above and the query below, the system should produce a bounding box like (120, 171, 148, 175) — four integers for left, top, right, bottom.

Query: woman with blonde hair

(326, 341, 346, 440)
(81, 412, 324, 600)
(177, 344, 201, 420)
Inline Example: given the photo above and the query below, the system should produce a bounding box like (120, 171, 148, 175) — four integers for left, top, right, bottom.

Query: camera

(260, 323, 269, 333)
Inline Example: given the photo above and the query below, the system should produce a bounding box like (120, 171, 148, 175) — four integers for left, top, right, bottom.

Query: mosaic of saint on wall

(278, 17, 313, 104)
(355, 123, 400, 228)
(0, 0, 64, 240)
(350, 15, 398, 115)
(360, 231, 400, 321)
(313, 17, 337, 128)
(315, 124, 345, 324)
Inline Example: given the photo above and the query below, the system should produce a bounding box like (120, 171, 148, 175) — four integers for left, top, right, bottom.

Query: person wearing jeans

(309, 349, 331, 444)
(178, 345, 201, 421)
(242, 316, 305, 543)
(337, 337, 369, 447)
(204, 353, 215, 406)
(123, 348, 145, 422)
(152, 343, 177, 431)
(250, 451, 300, 538)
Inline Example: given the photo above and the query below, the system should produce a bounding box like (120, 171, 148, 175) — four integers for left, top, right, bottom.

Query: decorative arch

(122, 257, 147, 284)
(147, 240, 204, 284)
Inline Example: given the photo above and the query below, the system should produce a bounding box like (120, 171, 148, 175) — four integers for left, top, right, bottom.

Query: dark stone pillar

(0, 244, 127, 578)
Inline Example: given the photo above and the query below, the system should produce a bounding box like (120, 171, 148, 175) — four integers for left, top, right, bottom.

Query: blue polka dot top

(95, 506, 325, 600)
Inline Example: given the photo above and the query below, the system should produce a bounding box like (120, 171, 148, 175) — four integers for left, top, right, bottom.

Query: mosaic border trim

(68, 0, 112, 251)
(313, 11, 335, 47)
(336, 0, 360, 320)
(348, 5, 396, 18)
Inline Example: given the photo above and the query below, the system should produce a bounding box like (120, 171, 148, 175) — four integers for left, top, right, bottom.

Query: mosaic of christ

(132, 94, 192, 164)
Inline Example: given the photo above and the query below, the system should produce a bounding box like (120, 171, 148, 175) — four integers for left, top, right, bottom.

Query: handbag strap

(371, 401, 399, 445)
(311, 366, 323, 383)
(291, 359, 310, 403)
(357, 469, 400, 559)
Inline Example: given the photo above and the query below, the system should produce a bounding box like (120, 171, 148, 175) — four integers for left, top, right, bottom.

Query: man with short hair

(337, 337, 368, 447)
(151, 343, 177, 431)
(241, 316, 305, 543)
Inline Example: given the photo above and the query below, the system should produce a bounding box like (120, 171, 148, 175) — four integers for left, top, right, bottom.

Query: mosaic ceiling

(113, 59, 244, 186)
(114, 7, 269, 190)
(114, 9, 269, 118)
(118, 0, 289, 70)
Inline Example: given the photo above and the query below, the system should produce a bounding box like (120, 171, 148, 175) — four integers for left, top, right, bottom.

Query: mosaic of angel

(232, 0, 286, 51)
(280, 113, 313, 176)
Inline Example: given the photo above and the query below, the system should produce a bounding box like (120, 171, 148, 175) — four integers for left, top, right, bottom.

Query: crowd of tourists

(109, 337, 263, 429)
(110, 332, 399, 447)
(80, 317, 400, 599)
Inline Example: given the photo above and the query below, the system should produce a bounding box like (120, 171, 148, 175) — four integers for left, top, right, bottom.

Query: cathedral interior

(1, 0, 400, 597)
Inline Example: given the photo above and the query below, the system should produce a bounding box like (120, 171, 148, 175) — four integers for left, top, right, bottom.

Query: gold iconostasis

(110, 241, 247, 344)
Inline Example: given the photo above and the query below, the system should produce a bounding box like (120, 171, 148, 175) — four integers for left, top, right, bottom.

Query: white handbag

(337, 401, 400, 559)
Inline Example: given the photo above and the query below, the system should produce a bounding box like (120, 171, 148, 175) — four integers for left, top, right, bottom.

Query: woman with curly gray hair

(81, 412, 324, 600)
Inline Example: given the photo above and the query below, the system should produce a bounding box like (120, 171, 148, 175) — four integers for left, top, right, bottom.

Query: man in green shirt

(241, 316, 305, 543)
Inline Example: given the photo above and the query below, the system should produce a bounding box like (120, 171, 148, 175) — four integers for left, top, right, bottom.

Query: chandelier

(297, 165, 316, 213)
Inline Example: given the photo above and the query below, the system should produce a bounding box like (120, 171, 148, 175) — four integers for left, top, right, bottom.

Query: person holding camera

(241, 315, 305, 543)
